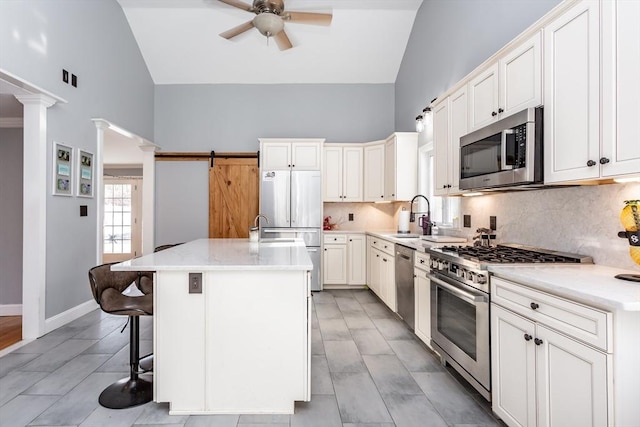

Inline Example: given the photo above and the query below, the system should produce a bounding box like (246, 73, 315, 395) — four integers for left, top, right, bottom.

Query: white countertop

(488, 264, 640, 312)
(112, 238, 313, 272)
(335, 230, 466, 252)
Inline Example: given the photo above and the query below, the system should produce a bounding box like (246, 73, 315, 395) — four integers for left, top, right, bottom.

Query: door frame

(102, 177, 143, 263)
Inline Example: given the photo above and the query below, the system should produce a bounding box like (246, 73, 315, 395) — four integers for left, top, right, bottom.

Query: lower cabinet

(323, 233, 366, 286)
(367, 237, 396, 312)
(414, 251, 432, 347)
(491, 278, 611, 427)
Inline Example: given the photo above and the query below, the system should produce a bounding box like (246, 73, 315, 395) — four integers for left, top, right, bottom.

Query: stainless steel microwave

(459, 107, 543, 190)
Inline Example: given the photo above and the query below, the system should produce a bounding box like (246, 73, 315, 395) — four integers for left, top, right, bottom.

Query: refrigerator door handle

(286, 177, 291, 224)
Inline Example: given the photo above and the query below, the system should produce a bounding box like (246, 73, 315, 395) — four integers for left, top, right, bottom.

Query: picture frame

(76, 149, 94, 198)
(53, 142, 73, 196)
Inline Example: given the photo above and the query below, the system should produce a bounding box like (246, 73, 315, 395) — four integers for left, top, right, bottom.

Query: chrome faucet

(254, 214, 269, 228)
(250, 214, 269, 242)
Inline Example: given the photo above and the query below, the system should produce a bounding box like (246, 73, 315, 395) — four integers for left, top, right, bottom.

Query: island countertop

(112, 238, 313, 272)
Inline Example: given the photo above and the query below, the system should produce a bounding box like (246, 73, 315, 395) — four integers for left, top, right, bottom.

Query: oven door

(429, 271, 490, 392)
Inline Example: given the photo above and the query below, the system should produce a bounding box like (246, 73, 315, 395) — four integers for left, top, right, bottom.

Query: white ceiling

(117, 0, 423, 84)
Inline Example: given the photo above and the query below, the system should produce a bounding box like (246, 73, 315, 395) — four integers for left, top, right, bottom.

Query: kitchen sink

(388, 234, 420, 239)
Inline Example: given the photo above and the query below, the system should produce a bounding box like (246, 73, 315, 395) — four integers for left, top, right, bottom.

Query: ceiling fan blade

(219, 20, 255, 39)
(284, 11, 332, 26)
(274, 30, 293, 51)
(218, 0, 254, 12)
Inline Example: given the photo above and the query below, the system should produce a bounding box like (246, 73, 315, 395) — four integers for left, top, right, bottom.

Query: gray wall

(154, 84, 394, 242)
(0, 0, 154, 318)
(0, 128, 24, 306)
(395, 0, 562, 131)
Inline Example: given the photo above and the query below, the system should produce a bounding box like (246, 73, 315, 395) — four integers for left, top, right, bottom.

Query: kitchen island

(113, 238, 313, 415)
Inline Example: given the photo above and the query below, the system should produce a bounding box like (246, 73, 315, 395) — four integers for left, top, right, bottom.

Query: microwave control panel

(513, 124, 527, 168)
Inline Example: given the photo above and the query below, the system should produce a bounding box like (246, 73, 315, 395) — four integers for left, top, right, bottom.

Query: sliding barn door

(209, 157, 259, 238)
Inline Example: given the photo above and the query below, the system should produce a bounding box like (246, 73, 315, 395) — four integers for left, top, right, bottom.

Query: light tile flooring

(0, 289, 504, 427)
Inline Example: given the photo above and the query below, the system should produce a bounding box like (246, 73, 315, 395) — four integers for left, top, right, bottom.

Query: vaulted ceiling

(117, 0, 423, 84)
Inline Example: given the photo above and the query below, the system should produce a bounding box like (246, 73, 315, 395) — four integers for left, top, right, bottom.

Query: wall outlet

(490, 216, 497, 230)
(189, 273, 202, 294)
(80, 205, 87, 217)
(463, 215, 471, 228)
(348, 213, 354, 221)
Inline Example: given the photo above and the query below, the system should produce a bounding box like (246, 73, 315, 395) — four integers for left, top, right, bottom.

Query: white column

(139, 144, 156, 254)
(15, 94, 57, 339)
(92, 119, 110, 264)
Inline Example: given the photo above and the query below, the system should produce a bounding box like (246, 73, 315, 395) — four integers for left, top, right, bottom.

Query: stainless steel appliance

(460, 107, 543, 190)
(260, 169, 323, 290)
(395, 244, 416, 330)
(428, 243, 593, 401)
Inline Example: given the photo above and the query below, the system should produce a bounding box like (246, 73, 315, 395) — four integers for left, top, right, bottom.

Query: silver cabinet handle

(428, 274, 487, 303)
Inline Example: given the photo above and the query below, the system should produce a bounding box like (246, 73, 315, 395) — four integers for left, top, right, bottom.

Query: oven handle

(428, 273, 488, 303)
(501, 129, 514, 171)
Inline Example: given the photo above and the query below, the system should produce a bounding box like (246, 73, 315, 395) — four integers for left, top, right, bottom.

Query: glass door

(102, 178, 142, 263)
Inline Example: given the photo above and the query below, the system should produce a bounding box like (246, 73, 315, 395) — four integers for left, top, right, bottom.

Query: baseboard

(44, 299, 98, 334)
(0, 304, 22, 316)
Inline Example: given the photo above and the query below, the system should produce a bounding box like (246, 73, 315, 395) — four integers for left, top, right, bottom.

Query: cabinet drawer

(324, 234, 347, 244)
(369, 237, 395, 255)
(491, 277, 611, 352)
(414, 252, 430, 272)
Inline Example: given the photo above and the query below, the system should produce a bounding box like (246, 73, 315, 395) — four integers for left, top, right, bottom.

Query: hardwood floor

(0, 316, 21, 350)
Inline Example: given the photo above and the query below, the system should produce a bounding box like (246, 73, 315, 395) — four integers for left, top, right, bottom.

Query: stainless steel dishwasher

(395, 244, 416, 330)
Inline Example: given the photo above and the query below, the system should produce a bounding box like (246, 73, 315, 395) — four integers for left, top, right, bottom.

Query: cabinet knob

(383, 258, 387, 262)
(530, 302, 539, 310)
(380, 195, 384, 198)
(443, 185, 447, 189)
(349, 239, 352, 242)
(292, 164, 295, 168)
(599, 157, 610, 165)
(491, 111, 498, 117)
(498, 108, 504, 113)
(524, 334, 533, 341)
(534, 338, 544, 346)
(392, 193, 395, 197)
(376, 254, 379, 257)
(414, 274, 417, 278)
(420, 259, 425, 264)
(288, 164, 291, 167)
(587, 160, 596, 167)
(324, 248, 327, 251)
(334, 238, 337, 241)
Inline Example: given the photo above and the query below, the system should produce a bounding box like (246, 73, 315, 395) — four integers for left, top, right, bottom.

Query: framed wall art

(53, 142, 73, 196)
(76, 149, 94, 198)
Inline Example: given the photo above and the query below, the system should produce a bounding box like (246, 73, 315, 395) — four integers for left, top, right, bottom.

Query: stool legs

(98, 316, 153, 409)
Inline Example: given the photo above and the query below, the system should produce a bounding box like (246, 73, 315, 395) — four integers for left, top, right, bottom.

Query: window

(103, 178, 141, 262)
(419, 144, 460, 227)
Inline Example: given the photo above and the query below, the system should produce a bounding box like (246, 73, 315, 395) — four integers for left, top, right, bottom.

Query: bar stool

(88, 263, 153, 409)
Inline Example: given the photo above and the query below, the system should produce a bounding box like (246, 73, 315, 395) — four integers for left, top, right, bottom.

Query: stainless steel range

(428, 243, 593, 401)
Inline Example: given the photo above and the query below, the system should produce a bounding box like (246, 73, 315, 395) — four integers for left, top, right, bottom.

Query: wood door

(209, 157, 259, 238)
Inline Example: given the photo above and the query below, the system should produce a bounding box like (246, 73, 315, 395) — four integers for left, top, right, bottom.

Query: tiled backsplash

(324, 182, 640, 270)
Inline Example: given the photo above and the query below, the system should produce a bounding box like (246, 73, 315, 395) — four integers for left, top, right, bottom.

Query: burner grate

(438, 244, 589, 264)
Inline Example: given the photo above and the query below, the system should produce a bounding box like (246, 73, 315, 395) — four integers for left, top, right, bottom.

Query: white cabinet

(323, 233, 366, 286)
(433, 86, 467, 196)
(601, 0, 640, 178)
(491, 277, 611, 427)
(543, 1, 601, 183)
(260, 139, 323, 171)
(323, 145, 363, 202)
(363, 141, 385, 201)
(367, 236, 396, 311)
(414, 251, 432, 347)
(468, 32, 542, 131)
(384, 132, 418, 201)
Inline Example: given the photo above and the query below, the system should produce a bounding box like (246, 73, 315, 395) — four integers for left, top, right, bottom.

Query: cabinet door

(262, 143, 291, 170)
(384, 137, 396, 200)
(543, 1, 600, 183)
(342, 146, 363, 202)
(500, 32, 542, 119)
(292, 142, 321, 170)
(536, 324, 609, 427)
(364, 143, 385, 201)
(491, 305, 537, 427)
(323, 146, 343, 202)
(449, 86, 467, 194)
(468, 63, 499, 131)
(433, 98, 450, 196)
(347, 234, 366, 285)
(414, 269, 431, 346)
(323, 244, 347, 285)
(369, 248, 382, 298)
(601, 0, 640, 177)
(380, 254, 396, 312)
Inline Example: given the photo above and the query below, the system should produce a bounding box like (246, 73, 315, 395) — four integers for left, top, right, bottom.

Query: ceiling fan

(218, 0, 332, 51)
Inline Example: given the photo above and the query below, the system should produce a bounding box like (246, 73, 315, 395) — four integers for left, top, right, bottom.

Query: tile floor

(0, 289, 504, 427)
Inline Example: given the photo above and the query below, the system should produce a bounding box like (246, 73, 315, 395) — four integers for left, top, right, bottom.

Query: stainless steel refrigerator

(260, 169, 323, 291)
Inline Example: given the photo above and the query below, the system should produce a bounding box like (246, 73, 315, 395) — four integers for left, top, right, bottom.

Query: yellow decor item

(616, 200, 640, 282)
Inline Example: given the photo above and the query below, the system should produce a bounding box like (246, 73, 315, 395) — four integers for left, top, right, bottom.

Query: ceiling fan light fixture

(253, 13, 284, 37)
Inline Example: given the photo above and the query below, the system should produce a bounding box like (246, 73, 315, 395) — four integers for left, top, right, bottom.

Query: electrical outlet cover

(463, 215, 471, 228)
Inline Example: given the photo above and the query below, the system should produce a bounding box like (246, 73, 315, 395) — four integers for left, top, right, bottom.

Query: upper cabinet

(434, 86, 467, 196)
(260, 139, 323, 171)
(384, 132, 418, 201)
(468, 32, 542, 132)
(363, 141, 386, 202)
(323, 145, 363, 202)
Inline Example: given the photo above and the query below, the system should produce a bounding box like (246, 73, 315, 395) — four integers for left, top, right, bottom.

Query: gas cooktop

(431, 243, 593, 265)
